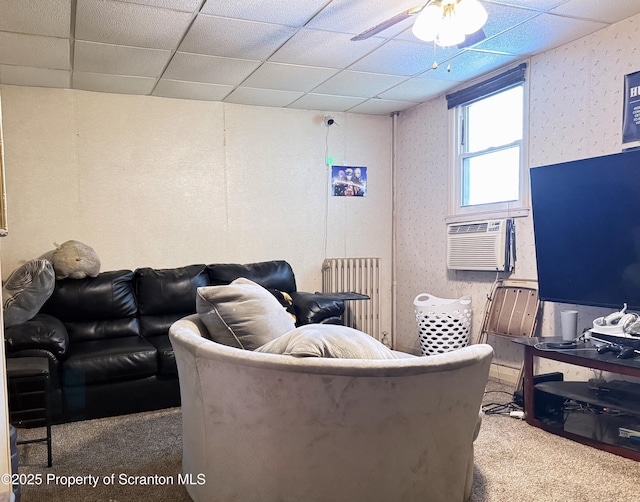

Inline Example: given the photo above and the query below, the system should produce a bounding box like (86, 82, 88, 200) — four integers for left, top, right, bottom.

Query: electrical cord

(482, 390, 522, 416)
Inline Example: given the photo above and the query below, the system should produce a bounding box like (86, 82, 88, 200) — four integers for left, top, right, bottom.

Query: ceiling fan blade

(351, 5, 425, 41)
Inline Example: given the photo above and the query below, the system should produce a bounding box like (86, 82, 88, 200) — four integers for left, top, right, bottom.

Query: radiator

(322, 258, 381, 341)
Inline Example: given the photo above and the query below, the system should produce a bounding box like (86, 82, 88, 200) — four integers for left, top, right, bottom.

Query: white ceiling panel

(242, 63, 339, 93)
(179, 15, 297, 60)
(377, 77, 461, 102)
(73, 71, 157, 94)
(0, 32, 70, 70)
(348, 98, 417, 115)
(269, 29, 385, 69)
(224, 87, 304, 107)
(0, 65, 70, 88)
(75, 0, 193, 50)
(349, 40, 434, 76)
(312, 70, 406, 98)
(476, 12, 607, 55)
(164, 52, 261, 85)
(551, 0, 640, 23)
(201, 0, 329, 27)
(120, 0, 202, 12)
(288, 93, 368, 112)
(153, 79, 234, 101)
(0, 0, 71, 38)
(74, 41, 172, 77)
(306, 0, 421, 36)
(2, 0, 640, 115)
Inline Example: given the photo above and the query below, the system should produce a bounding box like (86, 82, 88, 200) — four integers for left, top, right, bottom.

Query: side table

(6, 357, 53, 467)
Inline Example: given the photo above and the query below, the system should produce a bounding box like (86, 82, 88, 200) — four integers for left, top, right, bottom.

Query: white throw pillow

(196, 278, 296, 350)
(256, 324, 397, 359)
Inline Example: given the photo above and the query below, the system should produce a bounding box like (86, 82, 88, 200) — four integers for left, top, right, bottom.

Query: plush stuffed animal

(49, 240, 101, 280)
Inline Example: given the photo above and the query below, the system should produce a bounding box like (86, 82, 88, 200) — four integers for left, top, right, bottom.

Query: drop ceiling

(0, 0, 639, 115)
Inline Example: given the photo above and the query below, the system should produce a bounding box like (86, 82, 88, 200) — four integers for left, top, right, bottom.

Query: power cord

(482, 390, 523, 417)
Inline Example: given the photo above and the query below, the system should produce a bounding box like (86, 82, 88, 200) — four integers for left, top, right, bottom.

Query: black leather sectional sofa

(4, 260, 346, 424)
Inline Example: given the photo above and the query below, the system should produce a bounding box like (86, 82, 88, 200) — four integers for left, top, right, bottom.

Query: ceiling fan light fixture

(411, 2, 443, 42)
(412, 0, 488, 47)
(455, 0, 488, 35)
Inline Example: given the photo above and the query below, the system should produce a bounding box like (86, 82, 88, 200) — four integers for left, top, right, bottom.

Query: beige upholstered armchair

(170, 314, 493, 502)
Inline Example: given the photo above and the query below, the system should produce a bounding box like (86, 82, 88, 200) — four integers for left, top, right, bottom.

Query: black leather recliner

(4, 260, 346, 424)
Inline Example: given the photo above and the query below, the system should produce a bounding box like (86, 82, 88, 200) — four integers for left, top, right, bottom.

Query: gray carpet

(14, 379, 639, 502)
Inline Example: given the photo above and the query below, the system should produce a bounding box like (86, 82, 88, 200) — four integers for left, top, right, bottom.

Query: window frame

(446, 64, 530, 223)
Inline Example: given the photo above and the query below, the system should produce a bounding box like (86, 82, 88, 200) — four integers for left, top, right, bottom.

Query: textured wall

(396, 14, 640, 379)
(0, 86, 393, 336)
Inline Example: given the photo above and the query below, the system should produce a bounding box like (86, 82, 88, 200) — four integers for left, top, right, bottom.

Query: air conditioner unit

(446, 219, 515, 271)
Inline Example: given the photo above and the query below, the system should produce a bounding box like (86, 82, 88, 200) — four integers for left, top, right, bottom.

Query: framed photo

(331, 166, 367, 197)
(0, 92, 7, 236)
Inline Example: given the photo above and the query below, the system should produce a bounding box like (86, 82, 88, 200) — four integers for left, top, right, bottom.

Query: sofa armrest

(289, 292, 346, 326)
(4, 313, 69, 358)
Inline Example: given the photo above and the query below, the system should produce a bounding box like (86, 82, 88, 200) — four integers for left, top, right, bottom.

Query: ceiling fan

(351, 0, 488, 48)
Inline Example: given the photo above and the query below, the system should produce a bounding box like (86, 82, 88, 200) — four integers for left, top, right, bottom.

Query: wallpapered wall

(0, 87, 394, 338)
(395, 14, 640, 379)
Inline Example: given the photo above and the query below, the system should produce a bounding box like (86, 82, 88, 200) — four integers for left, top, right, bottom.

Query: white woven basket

(414, 293, 472, 356)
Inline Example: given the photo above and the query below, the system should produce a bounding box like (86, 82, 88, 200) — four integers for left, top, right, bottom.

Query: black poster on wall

(623, 70, 640, 143)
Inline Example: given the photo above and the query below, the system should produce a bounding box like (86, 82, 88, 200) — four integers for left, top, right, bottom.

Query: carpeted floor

(14, 379, 640, 502)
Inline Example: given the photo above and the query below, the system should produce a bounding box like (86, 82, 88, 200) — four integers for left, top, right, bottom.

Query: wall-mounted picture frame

(331, 166, 367, 197)
(0, 92, 7, 236)
(623, 70, 640, 144)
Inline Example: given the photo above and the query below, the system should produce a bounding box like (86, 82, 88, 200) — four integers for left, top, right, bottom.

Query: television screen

(530, 149, 640, 310)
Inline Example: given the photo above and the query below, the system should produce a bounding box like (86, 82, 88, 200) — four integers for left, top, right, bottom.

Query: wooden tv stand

(514, 337, 640, 461)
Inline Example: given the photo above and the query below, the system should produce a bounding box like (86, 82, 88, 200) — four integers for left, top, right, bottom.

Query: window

(446, 63, 528, 222)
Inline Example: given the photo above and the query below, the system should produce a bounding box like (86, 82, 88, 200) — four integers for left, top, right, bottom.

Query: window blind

(446, 62, 527, 109)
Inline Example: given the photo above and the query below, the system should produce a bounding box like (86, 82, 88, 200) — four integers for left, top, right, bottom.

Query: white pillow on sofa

(196, 278, 296, 350)
(256, 323, 398, 359)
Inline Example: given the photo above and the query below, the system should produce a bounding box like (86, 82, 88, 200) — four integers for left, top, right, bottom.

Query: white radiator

(322, 258, 381, 341)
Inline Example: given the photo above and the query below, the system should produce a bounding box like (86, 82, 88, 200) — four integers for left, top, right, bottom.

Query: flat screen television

(530, 148, 640, 311)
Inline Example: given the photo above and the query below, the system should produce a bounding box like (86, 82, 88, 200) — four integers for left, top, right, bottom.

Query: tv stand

(514, 337, 640, 461)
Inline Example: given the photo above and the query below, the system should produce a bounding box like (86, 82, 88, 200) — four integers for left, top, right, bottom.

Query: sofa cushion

(146, 334, 177, 375)
(255, 324, 398, 359)
(3, 259, 56, 328)
(4, 313, 69, 357)
(196, 278, 296, 350)
(62, 337, 158, 388)
(207, 261, 297, 292)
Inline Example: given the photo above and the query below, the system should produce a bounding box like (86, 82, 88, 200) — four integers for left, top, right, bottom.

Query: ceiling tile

(377, 76, 460, 102)
(312, 70, 406, 98)
(119, 0, 201, 12)
(75, 0, 193, 50)
(476, 11, 607, 55)
(269, 29, 384, 69)
(163, 52, 261, 85)
(200, 0, 328, 27)
(287, 93, 368, 112)
(0, 32, 69, 70)
(421, 50, 519, 82)
(224, 87, 304, 107)
(0, 65, 70, 88)
(241, 63, 338, 92)
(551, 0, 640, 23)
(153, 79, 234, 101)
(0, 0, 71, 38)
(348, 40, 434, 76)
(347, 98, 417, 115)
(483, 0, 567, 10)
(179, 15, 297, 60)
(306, 0, 421, 37)
(74, 40, 172, 77)
(73, 71, 157, 94)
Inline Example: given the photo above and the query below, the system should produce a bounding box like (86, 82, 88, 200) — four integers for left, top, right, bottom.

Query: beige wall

(0, 86, 394, 337)
(395, 14, 640, 372)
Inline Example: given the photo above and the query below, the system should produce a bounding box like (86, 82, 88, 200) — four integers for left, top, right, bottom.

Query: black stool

(6, 357, 53, 467)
